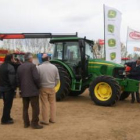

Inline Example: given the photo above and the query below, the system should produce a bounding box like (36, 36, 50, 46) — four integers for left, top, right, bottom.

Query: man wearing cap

(17, 52, 43, 129)
(125, 57, 140, 103)
(37, 53, 59, 125)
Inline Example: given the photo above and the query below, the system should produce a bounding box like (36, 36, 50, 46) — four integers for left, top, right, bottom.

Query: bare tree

(121, 43, 127, 58)
(93, 41, 104, 59)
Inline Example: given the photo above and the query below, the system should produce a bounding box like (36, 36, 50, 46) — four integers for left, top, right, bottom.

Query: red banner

(0, 50, 8, 54)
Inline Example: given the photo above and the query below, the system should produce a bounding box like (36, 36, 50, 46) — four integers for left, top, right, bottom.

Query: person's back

(0, 63, 14, 88)
(0, 54, 16, 124)
(38, 62, 59, 88)
(37, 54, 59, 125)
(17, 62, 39, 97)
(17, 52, 43, 129)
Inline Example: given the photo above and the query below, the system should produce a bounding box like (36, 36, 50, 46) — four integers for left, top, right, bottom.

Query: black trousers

(131, 92, 140, 102)
(22, 96, 39, 126)
(1, 90, 14, 123)
(0, 91, 2, 98)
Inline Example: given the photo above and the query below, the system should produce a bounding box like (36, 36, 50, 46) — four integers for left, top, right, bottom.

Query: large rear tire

(120, 92, 130, 101)
(89, 76, 121, 106)
(54, 64, 71, 101)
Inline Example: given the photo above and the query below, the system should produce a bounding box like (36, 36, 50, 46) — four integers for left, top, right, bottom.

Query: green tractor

(0, 33, 139, 106)
(50, 37, 139, 106)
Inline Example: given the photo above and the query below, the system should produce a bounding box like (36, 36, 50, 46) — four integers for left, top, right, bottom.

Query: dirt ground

(0, 89, 140, 140)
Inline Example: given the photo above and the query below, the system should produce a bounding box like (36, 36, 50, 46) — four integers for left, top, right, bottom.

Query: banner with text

(127, 28, 140, 42)
(104, 5, 122, 63)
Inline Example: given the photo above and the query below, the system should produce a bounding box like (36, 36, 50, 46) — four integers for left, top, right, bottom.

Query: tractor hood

(88, 59, 125, 77)
(89, 59, 124, 68)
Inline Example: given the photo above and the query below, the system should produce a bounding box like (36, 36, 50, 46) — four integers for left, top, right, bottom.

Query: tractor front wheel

(89, 76, 121, 106)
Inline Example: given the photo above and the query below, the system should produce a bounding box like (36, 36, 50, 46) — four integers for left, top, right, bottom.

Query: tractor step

(71, 79, 82, 91)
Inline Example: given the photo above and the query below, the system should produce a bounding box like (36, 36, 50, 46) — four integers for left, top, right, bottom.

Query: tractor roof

(50, 37, 94, 44)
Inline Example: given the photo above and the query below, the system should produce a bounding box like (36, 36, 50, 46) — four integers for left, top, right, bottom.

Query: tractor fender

(50, 60, 75, 79)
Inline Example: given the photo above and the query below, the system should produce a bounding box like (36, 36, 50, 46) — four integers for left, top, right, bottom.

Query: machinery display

(0, 33, 139, 106)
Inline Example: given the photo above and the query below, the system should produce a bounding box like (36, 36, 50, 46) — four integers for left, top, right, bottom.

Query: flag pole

(103, 4, 106, 60)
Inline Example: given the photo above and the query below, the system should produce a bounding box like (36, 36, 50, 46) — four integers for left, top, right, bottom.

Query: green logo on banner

(108, 39, 116, 47)
(108, 10, 116, 18)
(108, 24, 114, 33)
(110, 52, 116, 60)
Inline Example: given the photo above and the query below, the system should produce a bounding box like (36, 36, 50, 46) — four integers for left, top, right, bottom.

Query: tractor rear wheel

(54, 64, 71, 101)
(89, 76, 121, 106)
(120, 92, 130, 100)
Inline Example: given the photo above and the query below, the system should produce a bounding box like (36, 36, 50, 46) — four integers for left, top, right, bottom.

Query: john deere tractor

(50, 37, 139, 106)
(0, 33, 139, 106)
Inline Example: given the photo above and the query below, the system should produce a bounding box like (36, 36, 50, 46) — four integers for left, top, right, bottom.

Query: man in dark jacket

(17, 52, 43, 129)
(125, 57, 140, 103)
(0, 54, 16, 124)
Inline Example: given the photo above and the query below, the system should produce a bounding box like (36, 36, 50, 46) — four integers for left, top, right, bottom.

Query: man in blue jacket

(125, 57, 140, 103)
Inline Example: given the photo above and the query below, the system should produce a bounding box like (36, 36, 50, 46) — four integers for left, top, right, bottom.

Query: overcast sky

(0, 0, 140, 45)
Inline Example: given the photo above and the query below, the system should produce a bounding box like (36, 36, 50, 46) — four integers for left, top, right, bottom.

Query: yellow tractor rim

(55, 81, 61, 92)
(94, 82, 112, 101)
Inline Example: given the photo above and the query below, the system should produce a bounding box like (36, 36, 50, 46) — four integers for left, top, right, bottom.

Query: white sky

(0, 0, 140, 53)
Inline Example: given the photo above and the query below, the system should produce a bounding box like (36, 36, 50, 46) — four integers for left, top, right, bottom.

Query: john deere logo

(110, 52, 116, 60)
(108, 24, 114, 33)
(108, 10, 116, 18)
(108, 39, 116, 47)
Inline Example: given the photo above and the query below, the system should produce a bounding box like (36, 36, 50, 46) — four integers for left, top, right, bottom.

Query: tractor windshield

(52, 42, 63, 60)
(52, 42, 81, 62)
(64, 42, 80, 61)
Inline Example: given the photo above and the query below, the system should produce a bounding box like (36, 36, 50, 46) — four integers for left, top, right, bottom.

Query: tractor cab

(50, 37, 95, 79)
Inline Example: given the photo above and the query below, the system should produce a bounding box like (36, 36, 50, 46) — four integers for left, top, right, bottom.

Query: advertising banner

(127, 28, 140, 41)
(104, 5, 122, 63)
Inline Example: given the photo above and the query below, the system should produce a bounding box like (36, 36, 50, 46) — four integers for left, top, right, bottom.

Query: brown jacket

(17, 62, 40, 97)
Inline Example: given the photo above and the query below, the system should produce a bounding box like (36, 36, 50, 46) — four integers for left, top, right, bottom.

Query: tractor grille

(113, 67, 125, 79)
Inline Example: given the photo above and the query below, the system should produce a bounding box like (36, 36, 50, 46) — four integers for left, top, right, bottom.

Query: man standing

(0, 54, 16, 124)
(125, 57, 140, 103)
(37, 54, 59, 125)
(17, 52, 43, 129)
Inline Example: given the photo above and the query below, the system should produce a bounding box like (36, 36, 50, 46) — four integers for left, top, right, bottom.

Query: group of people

(0, 52, 59, 129)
